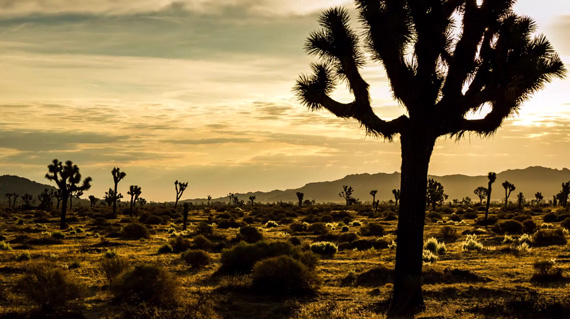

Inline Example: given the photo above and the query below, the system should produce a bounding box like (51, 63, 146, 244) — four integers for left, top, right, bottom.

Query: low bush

(308, 222, 329, 235)
(0, 240, 12, 251)
(120, 223, 151, 239)
(543, 212, 557, 223)
(310, 241, 338, 256)
(560, 218, 570, 231)
(476, 215, 498, 226)
(492, 219, 524, 234)
(427, 211, 442, 220)
(17, 251, 31, 261)
(359, 222, 385, 237)
(15, 262, 87, 313)
(251, 255, 320, 296)
(100, 256, 130, 283)
(462, 211, 479, 219)
(462, 234, 484, 251)
(237, 226, 263, 243)
(422, 249, 438, 263)
(195, 222, 213, 236)
(523, 219, 537, 233)
(265, 220, 279, 228)
(157, 244, 174, 254)
(439, 225, 459, 242)
(532, 228, 567, 247)
(181, 249, 211, 268)
(557, 213, 570, 222)
(531, 259, 564, 282)
(111, 264, 178, 307)
(168, 236, 192, 253)
(51, 231, 65, 239)
(192, 234, 213, 251)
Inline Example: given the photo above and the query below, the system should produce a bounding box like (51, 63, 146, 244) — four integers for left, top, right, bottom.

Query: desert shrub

(560, 218, 570, 231)
(532, 229, 567, 247)
(476, 215, 498, 226)
(439, 225, 459, 242)
(310, 241, 338, 256)
(15, 262, 87, 313)
(320, 214, 334, 223)
(345, 238, 389, 250)
(120, 223, 151, 239)
(181, 249, 211, 268)
(359, 222, 385, 237)
(308, 222, 329, 235)
(289, 222, 307, 233)
(219, 241, 315, 274)
(351, 220, 362, 227)
(265, 220, 279, 228)
(17, 251, 31, 261)
(141, 214, 164, 225)
(194, 222, 213, 236)
(51, 231, 65, 239)
(243, 216, 254, 224)
(338, 232, 358, 242)
(543, 212, 557, 223)
(251, 255, 319, 296)
(168, 236, 192, 253)
(427, 211, 442, 220)
(0, 241, 12, 251)
(523, 219, 537, 233)
(513, 214, 532, 223)
(462, 234, 484, 251)
(100, 256, 130, 283)
(237, 226, 263, 243)
(462, 211, 478, 219)
(449, 213, 462, 222)
(111, 264, 178, 307)
(192, 234, 213, 251)
(157, 244, 174, 254)
(492, 219, 524, 234)
(531, 259, 564, 282)
(557, 213, 570, 222)
(424, 237, 446, 255)
(289, 237, 301, 246)
(422, 249, 438, 263)
(340, 226, 349, 232)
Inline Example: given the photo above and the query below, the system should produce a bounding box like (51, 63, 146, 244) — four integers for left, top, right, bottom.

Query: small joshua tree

(22, 193, 33, 209)
(88, 195, 98, 208)
(5, 193, 13, 208)
(296, 192, 304, 208)
(227, 193, 235, 207)
(104, 188, 122, 207)
(535, 192, 543, 206)
(517, 192, 525, 210)
(38, 188, 55, 210)
(392, 189, 400, 207)
(484, 173, 497, 226)
(128, 185, 142, 216)
(249, 195, 256, 207)
(560, 182, 570, 207)
(137, 197, 147, 208)
(174, 180, 188, 209)
(207, 195, 212, 207)
(111, 167, 126, 215)
(11, 193, 19, 209)
(502, 181, 516, 208)
(474, 186, 488, 205)
(339, 185, 355, 206)
(426, 179, 447, 210)
(182, 202, 190, 231)
(45, 159, 92, 229)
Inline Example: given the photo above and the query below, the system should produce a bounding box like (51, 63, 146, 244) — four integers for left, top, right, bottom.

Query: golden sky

(0, 0, 569, 201)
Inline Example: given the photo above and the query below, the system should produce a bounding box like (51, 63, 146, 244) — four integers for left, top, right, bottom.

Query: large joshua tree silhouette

(111, 167, 126, 215)
(128, 185, 142, 216)
(45, 159, 92, 229)
(295, 1, 565, 316)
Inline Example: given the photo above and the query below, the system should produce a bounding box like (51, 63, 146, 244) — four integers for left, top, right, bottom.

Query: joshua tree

(11, 193, 19, 209)
(484, 172, 497, 227)
(392, 189, 400, 207)
(174, 180, 188, 209)
(22, 193, 33, 209)
(517, 192, 525, 210)
(104, 188, 121, 207)
(111, 167, 126, 215)
(227, 193, 235, 207)
(45, 159, 92, 229)
(182, 202, 190, 231)
(88, 195, 98, 208)
(249, 195, 256, 207)
(560, 182, 570, 207)
(426, 179, 447, 211)
(69, 190, 84, 210)
(534, 192, 543, 205)
(128, 185, 142, 216)
(38, 188, 55, 210)
(296, 192, 304, 208)
(502, 181, 516, 208)
(207, 195, 212, 207)
(5, 193, 12, 208)
(474, 186, 488, 205)
(137, 197, 147, 207)
(339, 185, 355, 206)
(370, 189, 378, 205)
(295, 1, 564, 314)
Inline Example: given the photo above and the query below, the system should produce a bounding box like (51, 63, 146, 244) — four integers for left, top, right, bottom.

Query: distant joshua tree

(473, 186, 488, 205)
(392, 189, 400, 207)
(88, 195, 98, 208)
(426, 179, 447, 211)
(11, 193, 19, 209)
(502, 181, 516, 208)
(128, 185, 142, 216)
(484, 173, 497, 226)
(370, 190, 378, 204)
(137, 197, 147, 207)
(249, 195, 256, 207)
(227, 193, 235, 207)
(111, 167, 126, 215)
(296, 192, 304, 208)
(104, 188, 121, 207)
(5, 193, 13, 208)
(339, 185, 355, 206)
(559, 182, 570, 207)
(22, 193, 33, 209)
(534, 192, 543, 206)
(517, 192, 525, 210)
(45, 159, 92, 229)
(174, 180, 188, 209)
(207, 195, 212, 207)
(38, 188, 55, 210)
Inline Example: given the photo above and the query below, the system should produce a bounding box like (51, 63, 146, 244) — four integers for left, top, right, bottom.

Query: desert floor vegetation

(1, 203, 570, 318)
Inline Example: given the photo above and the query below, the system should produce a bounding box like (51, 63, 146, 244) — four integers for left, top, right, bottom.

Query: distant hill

(0, 175, 56, 206)
(187, 166, 570, 204)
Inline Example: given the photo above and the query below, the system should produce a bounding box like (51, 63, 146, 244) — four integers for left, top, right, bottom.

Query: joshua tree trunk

(60, 193, 69, 229)
(389, 129, 435, 317)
